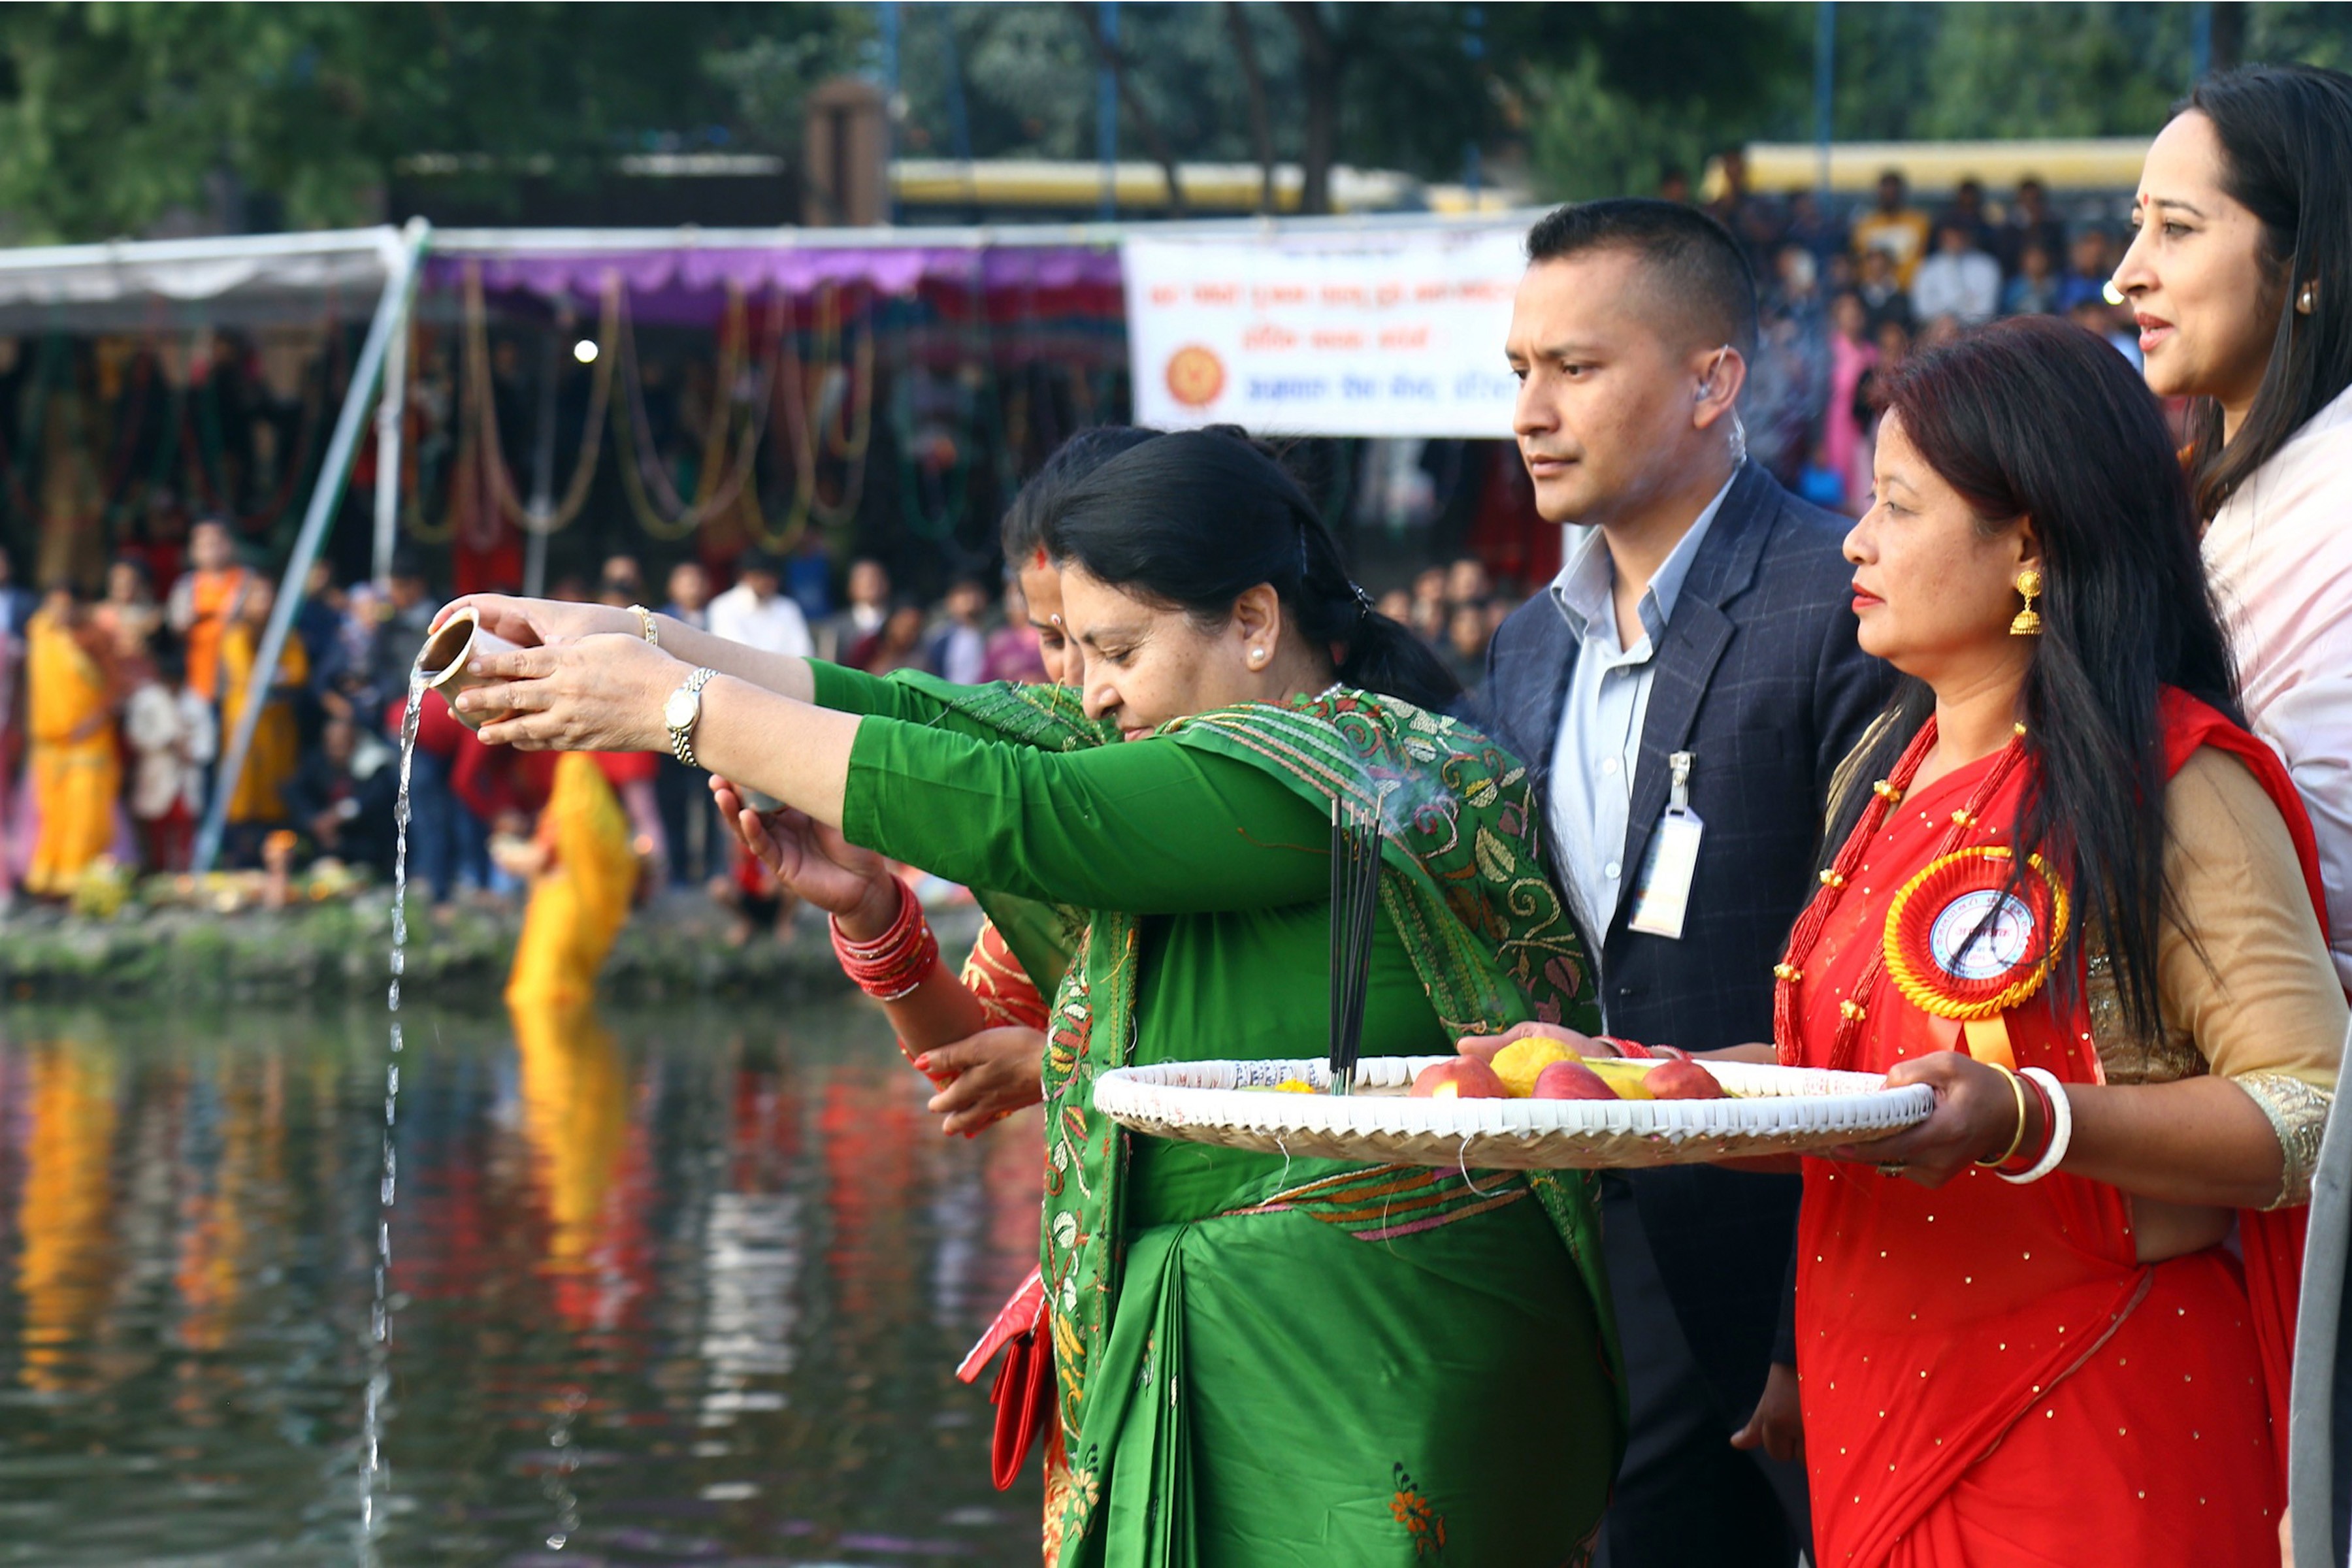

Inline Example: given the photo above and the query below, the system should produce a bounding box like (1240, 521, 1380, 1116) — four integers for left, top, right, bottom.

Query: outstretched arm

(438, 594, 819, 705)
(463, 634, 1330, 915)
(461, 635, 857, 821)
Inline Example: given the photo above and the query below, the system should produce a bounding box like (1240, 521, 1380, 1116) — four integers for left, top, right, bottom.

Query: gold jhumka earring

(2010, 569, 2044, 637)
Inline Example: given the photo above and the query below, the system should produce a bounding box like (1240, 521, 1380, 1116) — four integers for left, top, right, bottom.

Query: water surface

(0, 998, 1045, 1565)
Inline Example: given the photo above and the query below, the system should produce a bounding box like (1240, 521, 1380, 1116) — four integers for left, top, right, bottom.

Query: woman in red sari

(1476, 316, 2345, 1564)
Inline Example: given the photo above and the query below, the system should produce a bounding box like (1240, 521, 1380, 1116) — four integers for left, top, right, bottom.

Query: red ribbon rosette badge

(1881, 847, 2070, 1070)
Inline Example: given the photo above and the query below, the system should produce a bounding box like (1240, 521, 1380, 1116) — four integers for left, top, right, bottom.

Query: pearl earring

(2299, 283, 2319, 316)
(1249, 647, 1266, 666)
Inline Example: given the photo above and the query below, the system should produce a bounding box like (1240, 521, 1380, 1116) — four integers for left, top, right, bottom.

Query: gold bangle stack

(1972, 1063, 2031, 1168)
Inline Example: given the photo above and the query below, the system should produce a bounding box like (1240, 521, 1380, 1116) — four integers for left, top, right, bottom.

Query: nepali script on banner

(1121, 226, 1525, 438)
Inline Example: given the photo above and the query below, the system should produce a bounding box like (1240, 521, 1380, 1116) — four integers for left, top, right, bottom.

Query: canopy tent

(0, 227, 406, 333)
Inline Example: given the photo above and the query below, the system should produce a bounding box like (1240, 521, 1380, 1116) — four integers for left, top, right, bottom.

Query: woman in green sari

(443, 429, 1624, 1565)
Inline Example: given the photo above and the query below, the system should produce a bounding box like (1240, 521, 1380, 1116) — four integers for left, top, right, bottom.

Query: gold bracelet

(1973, 1062, 2031, 1168)
(629, 604, 659, 647)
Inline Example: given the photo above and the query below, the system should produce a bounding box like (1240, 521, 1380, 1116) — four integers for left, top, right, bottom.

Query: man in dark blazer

(1484, 200, 1892, 1566)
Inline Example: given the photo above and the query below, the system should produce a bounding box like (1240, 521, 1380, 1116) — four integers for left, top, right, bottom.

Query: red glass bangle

(832, 879, 941, 1002)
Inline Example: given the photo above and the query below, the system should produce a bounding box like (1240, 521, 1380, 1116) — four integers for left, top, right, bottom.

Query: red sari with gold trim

(1786, 691, 2313, 1567)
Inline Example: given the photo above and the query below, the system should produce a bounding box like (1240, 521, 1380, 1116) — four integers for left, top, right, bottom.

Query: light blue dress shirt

(1545, 475, 1738, 947)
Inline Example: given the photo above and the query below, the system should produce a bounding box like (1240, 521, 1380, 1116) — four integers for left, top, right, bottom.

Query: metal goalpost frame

(193, 218, 432, 874)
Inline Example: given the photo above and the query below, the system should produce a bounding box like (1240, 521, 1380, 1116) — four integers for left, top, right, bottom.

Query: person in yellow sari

(23, 585, 120, 898)
(503, 753, 641, 1007)
(219, 577, 307, 837)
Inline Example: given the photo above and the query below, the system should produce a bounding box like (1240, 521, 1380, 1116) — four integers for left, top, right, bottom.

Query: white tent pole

(370, 291, 410, 591)
(195, 218, 431, 873)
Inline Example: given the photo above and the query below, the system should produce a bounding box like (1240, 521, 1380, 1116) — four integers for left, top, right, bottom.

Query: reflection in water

(18, 1046, 118, 1394)
(0, 1000, 1044, 1565)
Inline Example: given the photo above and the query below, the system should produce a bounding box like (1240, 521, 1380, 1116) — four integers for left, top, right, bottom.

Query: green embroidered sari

(813, 665, 1624, 1567)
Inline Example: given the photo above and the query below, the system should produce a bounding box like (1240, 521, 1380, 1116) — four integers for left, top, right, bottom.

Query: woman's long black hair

(999, 426, 1163, 563)
(1829, 316, 2241, 1035)
(2176, 63, 2352, 519)
(1038, 427, 1462, 714)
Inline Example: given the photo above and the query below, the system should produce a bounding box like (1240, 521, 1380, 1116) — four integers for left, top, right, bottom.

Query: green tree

(0, 3, 868, 242)
(1520, 3, 1811, 200)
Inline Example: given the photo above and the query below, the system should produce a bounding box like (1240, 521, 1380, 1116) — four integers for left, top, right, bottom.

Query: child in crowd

(122, 642, 211, 875)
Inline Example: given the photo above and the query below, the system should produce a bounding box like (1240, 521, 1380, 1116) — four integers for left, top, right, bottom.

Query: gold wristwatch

(664, 667, 716, 769)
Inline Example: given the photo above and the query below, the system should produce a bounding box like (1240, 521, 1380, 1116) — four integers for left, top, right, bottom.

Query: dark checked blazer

(1480, 461, 1893, 1420)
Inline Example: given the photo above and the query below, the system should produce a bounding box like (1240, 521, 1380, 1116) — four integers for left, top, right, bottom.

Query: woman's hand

(1454, 1020, 1616, 1060)
(433, 594, 635, 649)
(715, 785, 896, 930)
(1730, 1362, 1805, 1465)
(461, 634, 681, 753)
(1829, 1050, 2029, 1186)
(916, 1028, 1047, 1137)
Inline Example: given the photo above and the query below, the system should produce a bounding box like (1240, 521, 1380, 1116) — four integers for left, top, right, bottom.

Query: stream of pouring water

(360, 671, 426, 1558)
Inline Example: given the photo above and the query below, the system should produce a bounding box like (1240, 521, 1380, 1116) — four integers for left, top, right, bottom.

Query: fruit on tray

(1531, 1059, 1616, 1100)
(1409, 1058, 1511, 1099)
(1646, 1059, 1729, 1100)
(1411, 1047, 1739, 1102)
(1584, 1058, 1658, 1100)
(1490, 1037, 1575, 1098)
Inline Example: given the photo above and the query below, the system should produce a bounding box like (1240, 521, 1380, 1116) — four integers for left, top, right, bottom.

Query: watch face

(662, 687, 697, 732)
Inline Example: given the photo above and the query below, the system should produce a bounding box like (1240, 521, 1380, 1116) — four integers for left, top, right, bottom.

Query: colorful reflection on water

(0, 999, 1045, 1565)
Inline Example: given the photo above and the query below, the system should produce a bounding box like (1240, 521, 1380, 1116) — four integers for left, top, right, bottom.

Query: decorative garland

(460, 263, 618, 537)
(177, 333, 334, 538)
(608, 283, 781, 542)
(805, 283, 874, 530)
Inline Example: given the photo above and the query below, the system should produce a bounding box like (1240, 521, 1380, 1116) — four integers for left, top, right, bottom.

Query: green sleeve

(807, 662, 1107, 750)
(807, 661, 951, 725)
(841, 719, 1329, 914)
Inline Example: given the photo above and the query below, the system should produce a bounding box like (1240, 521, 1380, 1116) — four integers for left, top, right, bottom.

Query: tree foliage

(12, 1, 2352, 241)
(0, 3, 868, 241)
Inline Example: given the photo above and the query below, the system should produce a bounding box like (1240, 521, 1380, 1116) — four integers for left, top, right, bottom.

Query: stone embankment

(0, 892, 981, 1002)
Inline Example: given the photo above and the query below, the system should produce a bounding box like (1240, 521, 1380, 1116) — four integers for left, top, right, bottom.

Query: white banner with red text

(1120, 225, 1526, 438)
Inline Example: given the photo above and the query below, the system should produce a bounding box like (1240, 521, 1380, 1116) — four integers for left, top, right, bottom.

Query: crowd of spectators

(0, 524, 1122, 931)
(1699, 155, 2147, 513)
(0, 513, 1531, 928)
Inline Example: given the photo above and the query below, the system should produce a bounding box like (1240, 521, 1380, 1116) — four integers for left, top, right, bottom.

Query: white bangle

(1999, 1067, 2074, 1184)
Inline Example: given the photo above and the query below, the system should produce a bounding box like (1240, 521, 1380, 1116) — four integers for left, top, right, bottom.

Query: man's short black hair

(1522, 198, 1759, 357)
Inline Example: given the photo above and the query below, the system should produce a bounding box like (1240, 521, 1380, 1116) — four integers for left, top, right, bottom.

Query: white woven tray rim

(1092, 1056, 1934, 1146)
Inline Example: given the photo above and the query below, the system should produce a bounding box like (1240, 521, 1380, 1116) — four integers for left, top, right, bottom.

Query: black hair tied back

(1037, 429, 1463, 714)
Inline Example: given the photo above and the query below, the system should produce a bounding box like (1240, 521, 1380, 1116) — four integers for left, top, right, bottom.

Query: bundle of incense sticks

(1328, 796, 1385, 1096)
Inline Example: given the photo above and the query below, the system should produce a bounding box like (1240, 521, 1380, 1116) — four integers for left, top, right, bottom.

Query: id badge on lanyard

(1627, 751, 1703, 939)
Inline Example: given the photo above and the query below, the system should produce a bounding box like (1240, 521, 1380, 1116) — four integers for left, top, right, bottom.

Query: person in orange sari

(1469, 317, 2345, 1565)
(22, 583, 120, 898)
(502, 751, 642, 1008)
(220, 576, 308, 843)
(165, 517, 252, 710)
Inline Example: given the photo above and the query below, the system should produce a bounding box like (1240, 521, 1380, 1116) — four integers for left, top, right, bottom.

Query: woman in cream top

(2112, 63, 2352, 1565)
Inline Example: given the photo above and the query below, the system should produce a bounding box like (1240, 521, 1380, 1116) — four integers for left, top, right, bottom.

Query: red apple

(1531, 1059, 1618, 1101)
(1410, 1059, 1510, 1099)
(1646, 1058, 1728, 1100)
